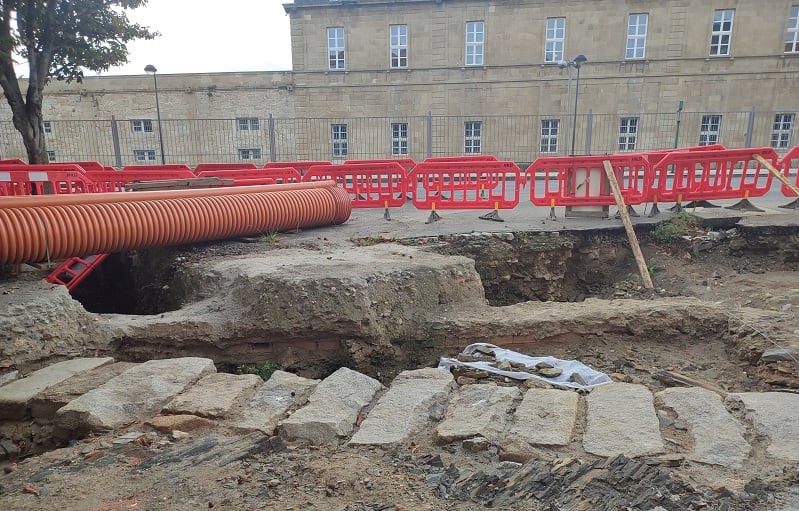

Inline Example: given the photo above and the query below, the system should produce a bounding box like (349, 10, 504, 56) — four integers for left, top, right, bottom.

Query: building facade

(1, 0, 798, 165)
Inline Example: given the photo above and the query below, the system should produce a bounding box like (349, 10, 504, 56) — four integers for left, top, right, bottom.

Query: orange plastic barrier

(63, 161, 108, 172)
(0, 183, 351, 265)
(642, 144, 727, 166)
(194, 162, 258, 173)
(424, 155, 498, 163)
(303, 162, 407, 209)
(121, 164, 193, 173)
(46, 254, 109, 291)
(260, 167, 302, 184)
(408, 160, 520, 213)
(777, 146, 799, 208)
(0, 159, 27, 165)
(647, 147, 778, 205)
(345, 158, 416, 173)
(524, 155, 649, 207)
(0, 164, 95, 196)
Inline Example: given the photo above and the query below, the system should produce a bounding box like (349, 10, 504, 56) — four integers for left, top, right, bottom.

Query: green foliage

(646, 259, 657, 277)
(261, 232, 279, 244)
(238, 362, 273, 381)
(650, 212, 698, 243)
(0, 1, 158, 162)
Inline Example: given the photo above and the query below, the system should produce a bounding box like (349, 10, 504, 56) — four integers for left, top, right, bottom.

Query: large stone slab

(436, 383, 521, 443)
(163, 373, 262, 418)
(658, 387, 750, 467)
(726, 392, 799, 462)
(583, 383, 664, 458)
(281, 367, 383, 444)
(350, 368, 454, 446)
(0, 357, 114, 419)
(508, 389, 578, 447)
(30, 362, 138, 420)
(55, 357, 215, 435)
(231, 370, 319, 434)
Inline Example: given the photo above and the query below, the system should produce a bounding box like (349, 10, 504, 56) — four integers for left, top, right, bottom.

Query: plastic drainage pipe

(0, 185, 351, 265)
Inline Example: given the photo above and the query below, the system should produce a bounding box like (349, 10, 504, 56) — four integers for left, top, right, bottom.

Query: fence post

(268, 113, 277, 162)
(585, 109, 593, 155)
(745, 107, 755, 148)
(427, 111, 433, 159)
(111, 115, 122, 168)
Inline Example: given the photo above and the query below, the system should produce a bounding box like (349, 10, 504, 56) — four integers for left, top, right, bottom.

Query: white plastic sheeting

(438, 342, 612, 390)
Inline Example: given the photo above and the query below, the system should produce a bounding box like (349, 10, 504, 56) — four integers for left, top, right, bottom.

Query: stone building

(1, 0, 798, 165)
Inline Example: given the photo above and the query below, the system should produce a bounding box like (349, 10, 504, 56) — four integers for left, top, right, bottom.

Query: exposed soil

(1, 215, 798, 510)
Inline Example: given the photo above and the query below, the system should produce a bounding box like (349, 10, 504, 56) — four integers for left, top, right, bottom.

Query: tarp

(438, 342, 612, 390)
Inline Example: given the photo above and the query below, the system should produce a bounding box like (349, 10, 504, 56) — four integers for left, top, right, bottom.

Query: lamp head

(144, 64, 157, 75)
(557, 60, 568, 69)
(573, 54, 587, 66)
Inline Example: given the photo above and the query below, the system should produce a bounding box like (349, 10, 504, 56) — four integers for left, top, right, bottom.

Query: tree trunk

(14, 105, 47, 164)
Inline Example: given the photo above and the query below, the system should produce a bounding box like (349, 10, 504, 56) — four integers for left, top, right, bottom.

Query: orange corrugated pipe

(0, 184, 351, 265)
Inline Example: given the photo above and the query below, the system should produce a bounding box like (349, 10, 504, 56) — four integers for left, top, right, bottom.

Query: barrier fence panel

(408, 161, 521, 213)
(0, 164, 94, 196)
(195, 169, 278, 186)
(261, 167, 302, 183)
(85, 168, 196, 192)
(648, 147, 779, 205)
(424, 155, 498, 163)
(777, 146, 799, 207)
(345, 158, 416, 173)
(303, 163, 407, 209)
(194, 162, 258, 173)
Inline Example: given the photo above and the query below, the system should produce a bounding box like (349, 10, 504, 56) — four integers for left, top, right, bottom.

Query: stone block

(349, 367, 454, 446)
(726, 392, 799, 462)
(55, 357, 215, 435)
(147, 414, 215, 433)
(231, 370, 319, 435)
(583, 383, 664, 458)
(0, 357, 114, 420)
(281, 367, 383, 444)
(508, 389, 578, 447)
(436, 383, 520, 443)
(163, 373, 262, 419)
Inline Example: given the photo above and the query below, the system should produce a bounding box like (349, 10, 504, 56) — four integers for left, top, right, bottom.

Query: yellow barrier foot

(647, 203, 661, 218)
(682, 200, 720, 209)
(549, 207, 557, 221)
(669, 203, 684, 213)
(726, 199, 764, 212)
(616, 205, 640, 219)
(779, 198, 799, 210)
(383, 208, 392, 221)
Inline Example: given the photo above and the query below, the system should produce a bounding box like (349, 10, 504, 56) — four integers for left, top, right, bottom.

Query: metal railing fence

(0, 108, 794, 166)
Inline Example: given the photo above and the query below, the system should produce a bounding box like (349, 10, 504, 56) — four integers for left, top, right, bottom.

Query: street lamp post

(144, 64, 166, 164)
(569, 54, 587, 156)
(558, 60, 573, 156)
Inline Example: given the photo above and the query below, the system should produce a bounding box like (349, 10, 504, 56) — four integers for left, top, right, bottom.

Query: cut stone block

(231, 370, 319, 435)
(583, 383, 664, 458)
(147, 414, 215, 433)
(658, 387, 750, 468)
(281, 367, 383, 444)
(436, 383, 521, 443)
(0, 357, 114, 419)
(726, 392, 799, 462)
(163, 373, 262, 419)
(55, 357, 215, 435)
(508, 389, 578, 447)
(30, 362, 138, 420)
(350, 367, 454, 446)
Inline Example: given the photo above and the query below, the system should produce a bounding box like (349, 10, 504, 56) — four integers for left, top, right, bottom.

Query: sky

(94, 0, 294, 76)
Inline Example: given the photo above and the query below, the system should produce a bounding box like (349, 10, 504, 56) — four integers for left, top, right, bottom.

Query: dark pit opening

(71, 248, 193, 314)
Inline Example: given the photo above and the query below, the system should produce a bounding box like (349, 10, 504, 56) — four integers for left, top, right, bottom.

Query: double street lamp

(558, 54, 588, 156)
(144, 64, 166, 164)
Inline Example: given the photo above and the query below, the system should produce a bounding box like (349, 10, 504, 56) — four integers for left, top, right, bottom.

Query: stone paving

(1, 356, 797, 470)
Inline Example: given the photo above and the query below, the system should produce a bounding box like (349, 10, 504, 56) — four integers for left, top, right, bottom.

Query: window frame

(391, 122, 409, 156)
(464, 121, 482, 154)
(133, 149, 157, 162)
(710, 9, 734, 56)
(236, 117, 260, 131)
(771, 113, 795, 149)
(131, 119, 154, 133)
(390, 24, 408, 69)
(699, 114, 722, 146)
(46, 150, 56, 162)
(43, 121, 53, 134)
(238, 148, 263, 160)
(328, 27, 346, 70)
(625, 14, 648, 60)
(618, 117, 639, 151)
(331, 123, 348, 157)
(544, 17, 566, 63)
(786, 6, 799, 53)
(465, 21, 484, 66)
(540, 119, 560, 154)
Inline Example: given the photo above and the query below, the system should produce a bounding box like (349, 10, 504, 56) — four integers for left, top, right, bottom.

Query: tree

(0, 1, 156, 163)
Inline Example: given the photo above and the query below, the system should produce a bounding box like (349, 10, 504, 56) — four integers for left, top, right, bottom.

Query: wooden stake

(753, 154, 799, 198)
(602, 160, 654, 289)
